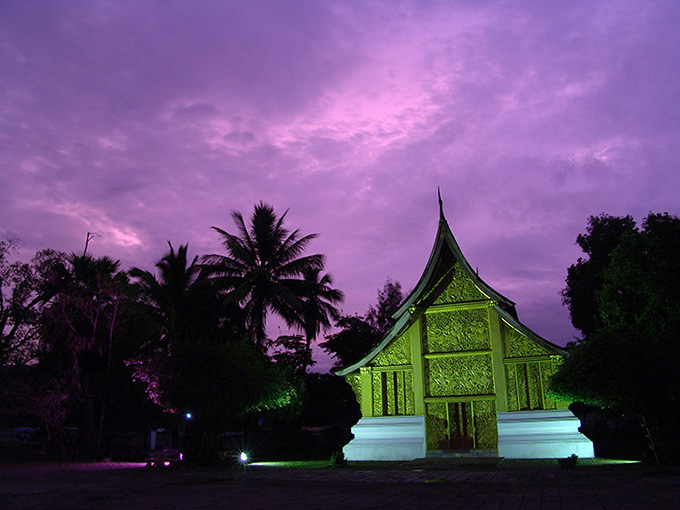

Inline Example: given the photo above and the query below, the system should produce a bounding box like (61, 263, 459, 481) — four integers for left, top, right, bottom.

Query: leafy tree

(270, 268, 343, 375)
(321, 279, 403, 370)
(296, 372, 360, 456)
(130, 243, 296, 464)
(0, 241, 63, 365)
(561, 214, 637, 336)
(166, 332, 298, 463)
(551, 212, 680, 462)
(271, 334, 314, 374)
(597, 213, 680, 337)
(129, 243, 236, 410)
(130, 243, 226, 349)
(320, 315, 382, 370)
(39, 253, 133, 458)
(204, 202, 325, 350)
(366, 278, 403, 336)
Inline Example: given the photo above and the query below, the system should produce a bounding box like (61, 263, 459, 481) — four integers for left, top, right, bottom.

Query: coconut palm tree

(129, 243, 214, 342)
(298, 267, 343, 373)
(131, 243, 293, 463)
(203, 202, 325, 351)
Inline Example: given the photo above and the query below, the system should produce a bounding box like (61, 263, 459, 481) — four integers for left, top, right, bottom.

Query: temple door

(448, 402, 475, 450)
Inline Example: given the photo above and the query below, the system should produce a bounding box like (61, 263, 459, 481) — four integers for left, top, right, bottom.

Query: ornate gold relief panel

(426, 355, 493, 397)
(370, 369, 415, 416)
(527, 363, 543, 409)
(372, 372, 383, 416)
(404, 370, 416, 415)
(502, 322, 552, 358)
(425, 400, 498, 450)
(371, 334, 411, 366)
(433, 263, 488, 304)
(540, 360, 559, 410)
(473, 400, 498, 449)
(425, 402, 448, 450)
(345, 374, 362, 409)
(425, 309, 490, 353)
(505, 361, 552, 411)
(504, 364, 519, 411)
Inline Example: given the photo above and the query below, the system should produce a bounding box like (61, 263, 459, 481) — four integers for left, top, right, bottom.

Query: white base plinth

(498, 409, 594, 459)
(343, 416, 426, 461)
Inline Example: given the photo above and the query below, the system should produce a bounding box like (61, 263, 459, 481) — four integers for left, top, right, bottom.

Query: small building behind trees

(337, 196, 593, 459)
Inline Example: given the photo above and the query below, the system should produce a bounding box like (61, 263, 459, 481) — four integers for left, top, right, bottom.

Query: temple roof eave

(333, 199, 564, 376)
(392, 216, 516, 320)
(493, 304, 567, 356)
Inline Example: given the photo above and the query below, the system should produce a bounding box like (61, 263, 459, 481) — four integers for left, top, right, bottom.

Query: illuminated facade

(337, 198, 580, 456)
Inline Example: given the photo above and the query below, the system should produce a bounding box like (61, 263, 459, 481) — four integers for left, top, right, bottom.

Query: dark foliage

(561, 214, 636, 336)
(365, 278, 403, 336)
(204, 202, 326, 350)
(33, 252, 167, 459)
(320, 315, 382, 370)
(551, 212, 680, 462)
(130, 243, 297, 464)
(321, 278, 403, 370)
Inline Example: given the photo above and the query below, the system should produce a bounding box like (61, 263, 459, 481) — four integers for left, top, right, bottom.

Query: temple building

(337, 195, 593, 460)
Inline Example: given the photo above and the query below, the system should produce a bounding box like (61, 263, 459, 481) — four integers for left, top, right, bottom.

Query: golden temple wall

(346, 262, 564, 450)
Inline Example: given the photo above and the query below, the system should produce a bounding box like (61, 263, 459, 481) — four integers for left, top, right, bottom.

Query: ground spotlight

(239, 452, 248, 463)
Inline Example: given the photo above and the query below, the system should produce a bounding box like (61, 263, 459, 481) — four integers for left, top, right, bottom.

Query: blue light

(185, 413, 192, 420)
(240, 452, 248, 463)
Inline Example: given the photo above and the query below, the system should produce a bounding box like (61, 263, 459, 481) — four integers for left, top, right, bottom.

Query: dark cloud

(2, 0, 679, 369)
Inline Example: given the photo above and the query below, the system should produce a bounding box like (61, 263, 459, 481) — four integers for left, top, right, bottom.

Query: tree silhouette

(131, 242, 294, 463)
(561, 214, 637, 336)
(366, 279, 403, 336)
(297, 267, 343, 373)
(0, 240, 63, 365)
(40, 252, 130, 457)
(204, 202, 324, 350)
(321, 278, 402, 370)
(551, 212, 680, 462)
(130, 243, 221, 347)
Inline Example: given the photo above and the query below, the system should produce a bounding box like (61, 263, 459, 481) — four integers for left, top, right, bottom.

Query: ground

(1, 458, 679, 509)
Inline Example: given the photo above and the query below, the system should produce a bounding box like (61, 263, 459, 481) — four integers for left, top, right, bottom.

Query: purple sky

(2, 1, 679, 370)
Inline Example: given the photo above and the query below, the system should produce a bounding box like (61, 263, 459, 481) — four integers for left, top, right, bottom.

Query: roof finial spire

(437, 186, 444, 219)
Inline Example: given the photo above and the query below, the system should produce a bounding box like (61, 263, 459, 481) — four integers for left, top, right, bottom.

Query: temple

(337, 193, 594, 460)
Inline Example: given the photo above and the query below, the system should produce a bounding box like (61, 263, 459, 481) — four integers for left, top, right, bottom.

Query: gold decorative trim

(424, 300, 494, 313)
(503, 355, 554, 364)
(425, 349, 492, 359)
(419, 266, 454, 304)
(424, 394, 496, 403)
(370, 365, 414, 372)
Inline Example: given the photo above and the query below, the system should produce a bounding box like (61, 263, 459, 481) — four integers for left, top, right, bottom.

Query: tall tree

(40, 252, 131, 458)
(297, 267, 343, 373)
(561, 214, 637, 336)
(0, 241, 63, 366)
(366, 279, 403, 336)
(203, 202, 324, 350)
(130, 243, 294, 464)
(271, 334, 312, 374)
(130, 243, 223, 346)
(129, 243, 230, 407)
(551, 212, 680, 462)
(320, 315, 382, 370)
(321, 278, 402, 370)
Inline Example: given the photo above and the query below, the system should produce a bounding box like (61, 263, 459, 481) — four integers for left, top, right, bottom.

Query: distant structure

(337, 192, 593, 460)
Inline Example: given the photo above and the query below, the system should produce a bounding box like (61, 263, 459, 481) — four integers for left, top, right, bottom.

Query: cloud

(1, 0, 680, 367)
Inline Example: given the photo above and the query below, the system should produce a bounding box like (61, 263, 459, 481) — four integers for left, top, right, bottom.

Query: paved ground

(1, 458, 679, 509)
